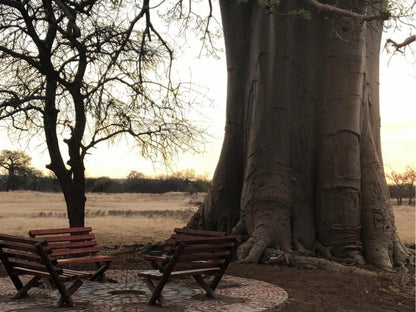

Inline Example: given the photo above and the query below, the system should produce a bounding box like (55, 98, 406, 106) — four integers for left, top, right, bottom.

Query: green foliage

(289, 9, 312, 20)
(382, 0, 392, 13)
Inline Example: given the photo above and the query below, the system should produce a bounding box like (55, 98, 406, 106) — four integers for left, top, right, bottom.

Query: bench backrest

(160, 236, 237, 274)
(28, 227, 99, 258)
(163, 228, 226, 255)
(0, 233, 61, 278)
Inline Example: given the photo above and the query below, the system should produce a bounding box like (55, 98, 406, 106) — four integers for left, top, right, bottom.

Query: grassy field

(0, 191, 413, 246)
(0, 191, 203, 245)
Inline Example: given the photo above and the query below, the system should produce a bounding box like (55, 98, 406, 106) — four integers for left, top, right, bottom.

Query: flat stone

(0, 270, 288, 311)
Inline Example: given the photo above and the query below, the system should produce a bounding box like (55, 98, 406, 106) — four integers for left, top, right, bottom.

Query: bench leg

(143, 277, 168, 306)
(7, 273, 24, 293)
(193, 275, 216, 298)
(90, 262, 109, 282)
(210, 271, 225, 291)
(13, 276, 41, 299)
(54, 279, 82, 307)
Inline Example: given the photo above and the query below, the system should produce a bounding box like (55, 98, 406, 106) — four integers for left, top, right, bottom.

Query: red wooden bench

(139, 234, 238, 306)
(0, 233, 92, 307)
(28, 227, 116, 281)
(146, 228, 227, 269)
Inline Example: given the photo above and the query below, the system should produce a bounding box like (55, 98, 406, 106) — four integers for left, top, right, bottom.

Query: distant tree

(387, 168, 406, 205)
(90, 177, 119, 193)
(170, 169, 210, 181)
(0, 0, 204, 226)
(0, 150, 32, 191)
(127, 171, 146, 180)
(387, 166, 416, 205)
(403, 166, 415, 205)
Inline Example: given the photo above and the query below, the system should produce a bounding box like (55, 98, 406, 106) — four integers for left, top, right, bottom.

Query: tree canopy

(0, 0, 206, 226)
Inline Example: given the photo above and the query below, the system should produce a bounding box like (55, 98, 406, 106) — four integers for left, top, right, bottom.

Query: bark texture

(189, 0, 412, 268)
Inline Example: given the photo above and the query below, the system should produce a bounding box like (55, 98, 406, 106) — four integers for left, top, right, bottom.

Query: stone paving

(0, 270, 288, 311)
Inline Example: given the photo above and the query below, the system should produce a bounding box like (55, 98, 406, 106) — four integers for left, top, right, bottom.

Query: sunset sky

(0, 22, 414, 179)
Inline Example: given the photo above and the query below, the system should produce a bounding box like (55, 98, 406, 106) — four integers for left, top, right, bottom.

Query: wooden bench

(146, 228, 227, 269)
(28, 227, 116, 281)
(139, 235, 238, 306)
(0, 233, 92, 307)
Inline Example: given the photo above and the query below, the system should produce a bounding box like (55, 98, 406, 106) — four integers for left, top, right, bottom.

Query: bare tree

(387, 168, 407, 205)
(403, 166, 416, 205)
(0, 149, 32, 191)
(0, 0, 204, 226)
(188, 0, 414, 268)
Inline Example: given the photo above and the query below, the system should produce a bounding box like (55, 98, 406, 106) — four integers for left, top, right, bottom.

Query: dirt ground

(0, 192, 414, 311)
(0, 240, 414, 311)
(102, 244, 414, 312)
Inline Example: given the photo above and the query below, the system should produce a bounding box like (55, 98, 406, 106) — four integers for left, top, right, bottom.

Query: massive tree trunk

(189, 0, 412, 268)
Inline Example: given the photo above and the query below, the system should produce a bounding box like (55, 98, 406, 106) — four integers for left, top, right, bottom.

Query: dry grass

(0, 191, 203, 245)
(392, 204, 415, 244)
(0, 191, 413, 247)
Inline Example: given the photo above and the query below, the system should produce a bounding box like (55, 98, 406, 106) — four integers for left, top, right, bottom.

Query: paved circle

(0, 270, 288, 311)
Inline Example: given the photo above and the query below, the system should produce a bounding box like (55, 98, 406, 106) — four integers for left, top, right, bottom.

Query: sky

(0, 13, 415, 179)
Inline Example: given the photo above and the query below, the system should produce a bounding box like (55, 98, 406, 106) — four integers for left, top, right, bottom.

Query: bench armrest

(56, 255, 116, 266)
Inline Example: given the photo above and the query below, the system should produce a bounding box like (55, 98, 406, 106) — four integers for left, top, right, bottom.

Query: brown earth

(0, 241, 414, 311)
(0, 192, 414, 311)
(104, 243, 415, 312)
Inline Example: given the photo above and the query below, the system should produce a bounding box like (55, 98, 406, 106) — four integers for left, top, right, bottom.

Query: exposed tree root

(259, 248, 413, 281)
(286, 255, 378, 277)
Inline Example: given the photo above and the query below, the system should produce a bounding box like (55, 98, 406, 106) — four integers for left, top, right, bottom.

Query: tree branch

(307, 0, 390, 21)
(386, 35, 416, 52)
(0, 46, 41, 71)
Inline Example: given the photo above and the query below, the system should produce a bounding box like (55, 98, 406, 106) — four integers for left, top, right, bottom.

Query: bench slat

(180, 244, 234, 254)
(3, 250, 45, 264)
(178, 236, 237, 244)
(0, 234, 45, 245)
(139, 267, 219, 278)
(14, 267, 56, 278)
(57, 255, 117, 266)
(47, 240, 97, 250)
(29, 227, 92, 236)
(9, 259, 57, 274)
(171, 260, 225, 272)
(173, 228, 226, 237)
(60, 269, 92, 280)
(51, 247, 100, 257)
(0, 241, 39, 253)
(176, 252, 229, 262)
(39, 234, 96, 243)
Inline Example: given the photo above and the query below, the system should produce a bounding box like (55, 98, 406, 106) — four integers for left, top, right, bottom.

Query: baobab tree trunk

(189, 0, 412, 268)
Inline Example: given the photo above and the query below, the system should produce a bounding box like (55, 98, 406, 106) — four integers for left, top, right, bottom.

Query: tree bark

(189, 0, 412, 268)
(44, 80, 86, 227)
